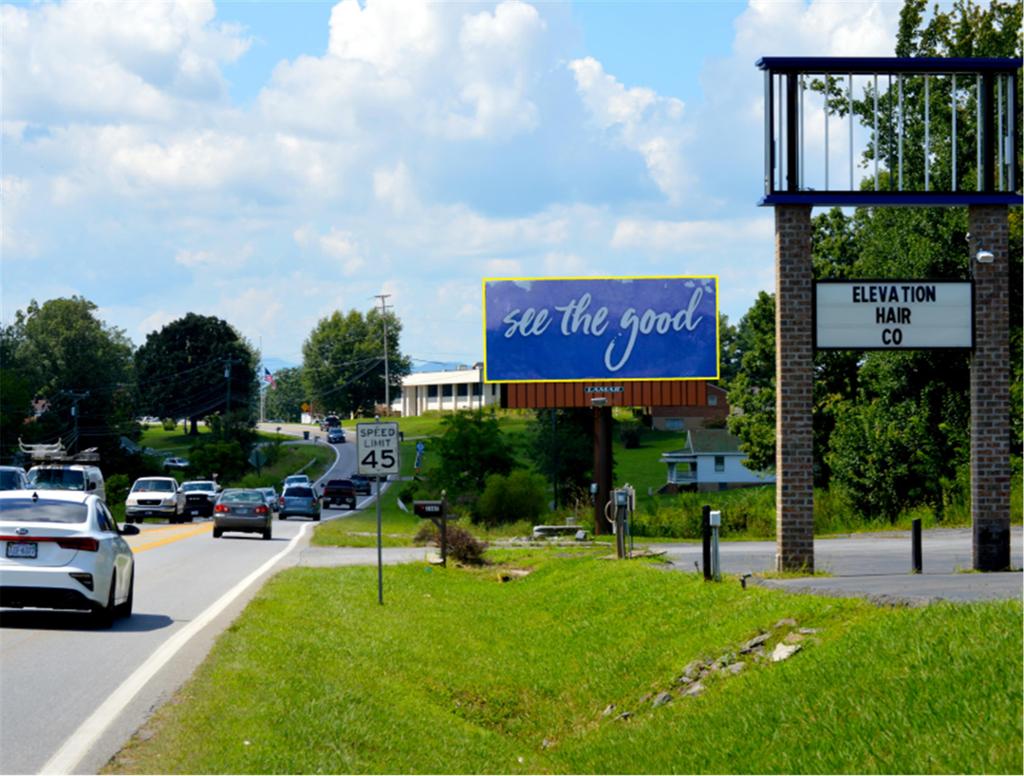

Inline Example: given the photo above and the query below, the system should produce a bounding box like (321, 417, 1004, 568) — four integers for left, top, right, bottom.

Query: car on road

(350, 474, 372, 496)
(282, 474, 311, 491)
(0, 466, 28, 491)
(0, 490, 140, 625)
(279, 485, 321, 521)
(327, 427, 346, 444)
(213, 489, 272, 540)
(321, 479, 357, 509)
(321, 414, 341, 431)
(180, 480, 220, 518)
(163, 457, 189, 471)
(257, 487, 280, 514)
(125, 476, 185, 523)
(26, 464, 106, 502)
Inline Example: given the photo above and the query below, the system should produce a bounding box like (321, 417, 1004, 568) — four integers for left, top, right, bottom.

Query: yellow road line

(131, 522, 212, 553)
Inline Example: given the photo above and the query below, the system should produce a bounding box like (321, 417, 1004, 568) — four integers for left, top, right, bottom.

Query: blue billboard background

(483, 276, 719, 382)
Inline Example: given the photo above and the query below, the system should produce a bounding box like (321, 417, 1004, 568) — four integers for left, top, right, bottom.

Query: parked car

(321, 479, 357, 510)
(125, 476, 185, 523)
(213, 489, 272, 540)
(279, 485, 321, 521)
(0, 466, 28, 491)
(0, 490, 139, 625)
(163, 457, 189, 471)
(26, 464, 106, 502)
(350, 474, 372, 496)
(257, 487, 280, 514)
(282, 474, 311, 490)
(327, 427, 346, 444)
(180, 480, 220, 518)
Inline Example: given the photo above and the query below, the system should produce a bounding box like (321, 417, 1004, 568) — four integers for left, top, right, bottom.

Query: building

(648, 383, 729, 430)
(400, 364, 500, 416)
(660, 427, 774, 492)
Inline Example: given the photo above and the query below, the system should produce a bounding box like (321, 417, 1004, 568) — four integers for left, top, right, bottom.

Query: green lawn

(104, 552, 1023, 774)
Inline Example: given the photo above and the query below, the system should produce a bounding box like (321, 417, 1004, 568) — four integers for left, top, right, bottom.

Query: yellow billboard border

(481, 274, 721, 384)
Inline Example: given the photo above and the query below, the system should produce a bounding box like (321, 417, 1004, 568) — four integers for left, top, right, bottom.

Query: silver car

(257, 487, 279, 514)
(212, 489, 272, 540)
(279, 485, 321, 521)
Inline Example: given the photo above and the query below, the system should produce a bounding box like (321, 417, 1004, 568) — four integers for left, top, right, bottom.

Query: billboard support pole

(593, 405, 612, 536)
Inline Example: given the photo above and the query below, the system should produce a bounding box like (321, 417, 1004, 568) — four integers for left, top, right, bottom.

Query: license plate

(190, 509, 199, 515)
(6, 542, 37, 559)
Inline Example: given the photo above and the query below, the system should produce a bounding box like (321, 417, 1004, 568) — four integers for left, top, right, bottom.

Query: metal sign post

(357, 421, 400, 605)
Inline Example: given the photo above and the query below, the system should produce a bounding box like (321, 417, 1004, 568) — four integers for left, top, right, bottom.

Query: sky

(1, 0, 908, 373)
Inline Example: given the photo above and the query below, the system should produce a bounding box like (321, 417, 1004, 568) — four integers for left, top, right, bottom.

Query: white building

(660, 428, 775, 492)
(400, 364, 501, 417)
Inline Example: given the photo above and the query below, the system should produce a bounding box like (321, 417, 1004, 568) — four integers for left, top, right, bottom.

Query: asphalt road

(0, 439, 417, 775)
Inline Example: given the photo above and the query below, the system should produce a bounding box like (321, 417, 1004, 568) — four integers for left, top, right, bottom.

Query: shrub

(414, 522, 488, 565)
(161, 417, 178, 431)
(188, 439, 248, 482)
(105, 474, 130, 508)
(475, 469, 548, 527)
(619, 422, 642, 449)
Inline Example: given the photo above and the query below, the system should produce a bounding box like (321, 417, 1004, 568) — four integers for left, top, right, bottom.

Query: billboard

(483, 276, 719, 382)
(815, 281, 973, 350)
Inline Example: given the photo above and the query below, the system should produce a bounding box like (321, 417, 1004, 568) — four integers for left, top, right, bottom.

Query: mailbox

(414, 500, 443, 518)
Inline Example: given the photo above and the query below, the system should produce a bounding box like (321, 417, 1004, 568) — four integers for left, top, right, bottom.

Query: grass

(105, 551, 1023, 774)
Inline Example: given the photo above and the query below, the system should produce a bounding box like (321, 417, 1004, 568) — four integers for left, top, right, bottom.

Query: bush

(619, 422, 642, 449)
(415, 522, 488, 565)
(105, 474, 130, 508)
(475, 468, 548, 527)
(188, 439, 248, 482)
(161, 417, 178, 431)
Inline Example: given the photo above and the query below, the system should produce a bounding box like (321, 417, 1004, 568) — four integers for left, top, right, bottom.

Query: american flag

(264, 368, 277, 389)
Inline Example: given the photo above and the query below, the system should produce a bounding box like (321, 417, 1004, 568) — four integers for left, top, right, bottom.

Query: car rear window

(28, 469, 85, 490)
(221, 491, 263, 503)
(182, 482, 215, 492)
(285, 487, 314, 498)
(0, 498, 88, 523)
(133, 479, 176, 492)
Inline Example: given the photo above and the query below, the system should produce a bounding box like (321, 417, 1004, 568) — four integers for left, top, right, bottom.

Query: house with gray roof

(659, 428, 775, 492)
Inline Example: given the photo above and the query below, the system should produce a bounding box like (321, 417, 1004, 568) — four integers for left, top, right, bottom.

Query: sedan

(327, 427, 346, 444)
(0, 491, 140, 625)
(279, 485, 321, 521)
(163, 457, 189, 471)
(213, 489, 272, 540)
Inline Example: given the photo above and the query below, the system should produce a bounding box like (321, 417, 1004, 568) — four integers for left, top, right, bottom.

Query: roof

(402, 366, 481, 386)
(660, 429, 745, 461)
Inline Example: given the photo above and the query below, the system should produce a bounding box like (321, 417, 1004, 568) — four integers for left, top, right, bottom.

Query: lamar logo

(584, 386, 624, 394)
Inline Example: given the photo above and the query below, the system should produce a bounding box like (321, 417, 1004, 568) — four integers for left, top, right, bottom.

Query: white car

(163, 457, 189, 471)
(125, 476, 185, 523)
(0, 490, 139, 625)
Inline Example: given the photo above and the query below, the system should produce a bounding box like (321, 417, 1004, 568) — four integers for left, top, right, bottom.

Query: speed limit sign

(356, 422, 400, 476)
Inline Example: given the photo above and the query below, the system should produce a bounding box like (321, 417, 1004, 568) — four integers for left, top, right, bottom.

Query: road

(0, 438, 416, 775)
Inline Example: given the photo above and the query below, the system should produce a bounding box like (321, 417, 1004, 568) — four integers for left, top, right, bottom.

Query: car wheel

(314, 513, 321, 522)
(263, 526, 272, 540)
(93, 574, 116, 627)
(280, 514, 287, 520)
(212, 527, 222, 538)
(116, 571, 134, 619)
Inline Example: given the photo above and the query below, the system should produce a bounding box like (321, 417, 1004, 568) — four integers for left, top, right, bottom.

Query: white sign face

(816, 281, 972, 349)
(356, 422, 400, 476)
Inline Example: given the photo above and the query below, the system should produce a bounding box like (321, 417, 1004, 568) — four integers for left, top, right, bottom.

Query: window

(666, 419, 683, 431)
(714, 456, 725, 472)
(471, 383, 482, 396)
(442, 385, 453, 397)
(97, 504, 116, 532)
(708, 394, 718, 406)
(427, 386, 438, 398)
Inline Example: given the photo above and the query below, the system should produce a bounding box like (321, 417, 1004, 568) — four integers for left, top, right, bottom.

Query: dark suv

(321, 479, 357, 509)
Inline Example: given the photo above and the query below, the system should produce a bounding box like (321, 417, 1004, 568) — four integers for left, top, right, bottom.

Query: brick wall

(968, 205, 1011, 571)
(775, 205, 815, 572)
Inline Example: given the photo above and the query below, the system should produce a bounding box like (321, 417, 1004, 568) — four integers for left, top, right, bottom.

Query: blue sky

(1, 0, 906, 370)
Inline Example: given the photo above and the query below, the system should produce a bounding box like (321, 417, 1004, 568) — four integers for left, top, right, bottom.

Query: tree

(428, 411, 514, 511)
(3, 297, 136, 458)
(527, 409, 593, 508)
(264, 367, 306, 423)
(135, 314, 258, 435)
(726, 291, 776, 473)
(302, 308, 410, 417)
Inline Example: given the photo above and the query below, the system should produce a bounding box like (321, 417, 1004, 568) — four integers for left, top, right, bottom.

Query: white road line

(40, 521, 315, 775)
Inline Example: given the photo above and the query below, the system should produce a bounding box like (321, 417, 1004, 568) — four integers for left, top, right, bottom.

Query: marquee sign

(483, 276, 719, 383)
(815, 280, 973, 350)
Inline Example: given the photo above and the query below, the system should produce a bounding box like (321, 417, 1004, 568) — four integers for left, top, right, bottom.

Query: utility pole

(224, 356, 242, 417)
(374, 294, 392, 415)
(65, 390, 89, 453)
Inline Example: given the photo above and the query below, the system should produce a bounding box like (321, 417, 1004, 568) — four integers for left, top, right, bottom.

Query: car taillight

(57, 537, 99, 552)
(254, 505, 268, 514)
(279, 496, 285, 505)
(214, 504, 230, 513)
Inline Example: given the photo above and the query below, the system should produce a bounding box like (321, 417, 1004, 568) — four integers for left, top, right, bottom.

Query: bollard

(701, 505, 712, 580)
(911, 518, 922, 574)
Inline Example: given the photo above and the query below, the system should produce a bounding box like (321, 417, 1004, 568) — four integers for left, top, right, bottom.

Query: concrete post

(775, 205, 815, 572)
(968, 205, 1011, 571)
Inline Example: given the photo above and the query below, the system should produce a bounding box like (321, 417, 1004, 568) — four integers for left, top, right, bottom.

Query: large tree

(135, 314, 258, 435)
(2, 297, 136, 458)
(302, 308, 410, 416)
(527, 409, 594, 508)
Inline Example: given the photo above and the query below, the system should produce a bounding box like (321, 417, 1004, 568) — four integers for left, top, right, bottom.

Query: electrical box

(709, 510, 722, 527)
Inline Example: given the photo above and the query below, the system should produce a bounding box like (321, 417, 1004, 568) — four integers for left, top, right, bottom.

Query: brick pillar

(968, 205, 1011, 571)
(775, 205, 814, 572)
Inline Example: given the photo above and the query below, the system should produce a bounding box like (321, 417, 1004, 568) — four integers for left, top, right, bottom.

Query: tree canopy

(264, 367, 306, 423)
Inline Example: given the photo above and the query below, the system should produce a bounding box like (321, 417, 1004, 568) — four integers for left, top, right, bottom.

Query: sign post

(357, 421, 400, 604)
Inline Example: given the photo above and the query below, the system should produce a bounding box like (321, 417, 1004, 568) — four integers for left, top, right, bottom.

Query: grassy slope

(105, 553, 1022, 775)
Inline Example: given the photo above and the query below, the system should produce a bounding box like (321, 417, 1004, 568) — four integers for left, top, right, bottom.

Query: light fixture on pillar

(590, 396, 608, 407)
(976, 246, 995, 263)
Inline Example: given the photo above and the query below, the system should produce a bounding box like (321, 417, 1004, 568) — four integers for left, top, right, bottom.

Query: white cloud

(174, 244, 253, 270)
(611, 217, 773, 253)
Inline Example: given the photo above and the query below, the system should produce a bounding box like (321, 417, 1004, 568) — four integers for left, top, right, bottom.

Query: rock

(771, 642, 802, 662)
(601, 704, 616, 718)
(798, 627, 819, 635)
(684, 682, 705, 697)
(783, 632, 805, 644)
(681, 660, 703, 677)
(575, 530, 589, 541)
(652, 692, 673, 708)
(724, 662, 746, 675)
(616, 711, 633, 722)
(741, 633, 770, 653)
(774, 618, 798, 629)
(541, 738, 553, 750)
